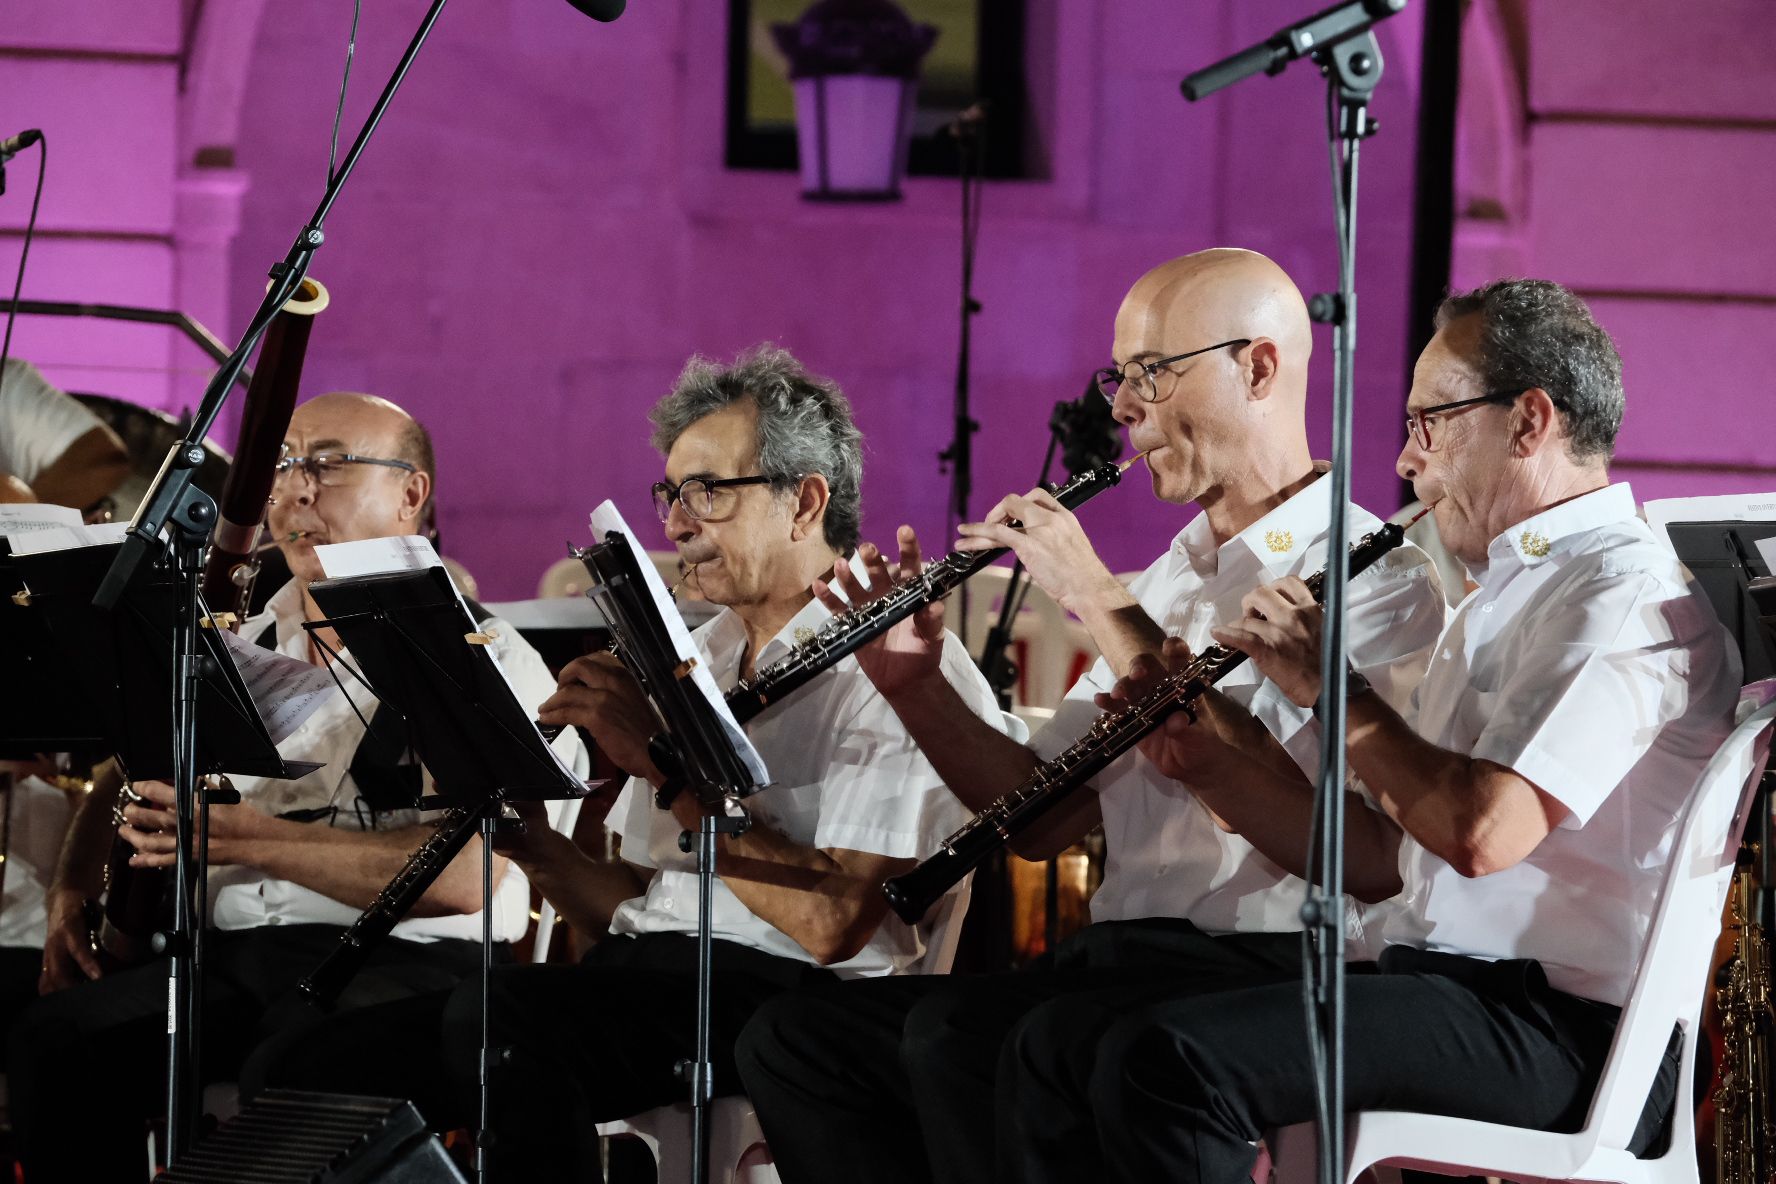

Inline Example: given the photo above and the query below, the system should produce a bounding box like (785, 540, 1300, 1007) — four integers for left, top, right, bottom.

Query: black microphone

(0, 129, 42, 161)
(561, 0, 625, 21)
(1050, 378, 1125, 475)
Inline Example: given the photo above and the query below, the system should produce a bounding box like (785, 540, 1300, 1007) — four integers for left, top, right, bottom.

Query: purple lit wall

(3, 2, 1772, 601)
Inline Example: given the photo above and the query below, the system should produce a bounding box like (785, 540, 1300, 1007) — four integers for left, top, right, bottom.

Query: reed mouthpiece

(1121, 450, 1154, 473)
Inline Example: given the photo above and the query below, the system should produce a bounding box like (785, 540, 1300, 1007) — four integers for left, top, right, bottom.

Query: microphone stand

(1181, 4, 1399, 1183)
(938, 116, 984, 642)
(91, 0, 457, 1162)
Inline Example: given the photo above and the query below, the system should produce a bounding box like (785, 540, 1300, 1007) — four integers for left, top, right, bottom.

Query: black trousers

(5, 923, 480, 1184)
(441, 932, 836, 1184)
(734, 918, 1303, 1184)
(1003, 945, 1680, 1184)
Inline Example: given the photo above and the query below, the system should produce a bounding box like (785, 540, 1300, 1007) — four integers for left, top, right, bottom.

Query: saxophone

(882, 518, 1412, 925)
(1714, 843, 1775, 1184)
(729, 455, 1140, 723)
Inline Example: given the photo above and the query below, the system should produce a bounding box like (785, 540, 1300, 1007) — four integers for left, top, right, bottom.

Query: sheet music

(5, 520, 132, 555)
(216, 628, 337, 744)
(1644, 491, 1776, 550)
(588, 501, 770, 788)
(0, 503, 83, 537)
(316, 534, 585, 785)
(1758, 536, 1776, 575)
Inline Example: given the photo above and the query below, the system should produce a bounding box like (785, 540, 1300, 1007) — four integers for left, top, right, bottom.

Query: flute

(880, 515, 1419, 925)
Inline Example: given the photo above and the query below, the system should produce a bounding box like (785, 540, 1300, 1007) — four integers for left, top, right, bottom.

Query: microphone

(0, 129, 42, 161)
(1049, 378, 1125, 475)
(561, 0, 625, 20)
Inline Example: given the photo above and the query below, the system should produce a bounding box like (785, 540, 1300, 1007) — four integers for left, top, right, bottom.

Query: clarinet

(300, 801, 491, 1006)
(728, 456, 1138, 723)
(308, 462, 1135, 1003)
(881, 519, 1412, 925)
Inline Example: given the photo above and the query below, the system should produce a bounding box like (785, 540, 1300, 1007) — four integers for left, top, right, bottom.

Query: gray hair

(649, 344, 864, 553)
(1434, 279, 1623, 463)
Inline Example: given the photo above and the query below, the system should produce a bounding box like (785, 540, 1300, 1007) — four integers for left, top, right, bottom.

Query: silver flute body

(881, 520, 1409, 925)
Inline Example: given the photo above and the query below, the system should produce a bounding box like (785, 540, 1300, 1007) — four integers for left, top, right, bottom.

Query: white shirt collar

(695, 552, 867, 678)
(1171, 462, 1333, 582)
(1474, 482, 1637, 588)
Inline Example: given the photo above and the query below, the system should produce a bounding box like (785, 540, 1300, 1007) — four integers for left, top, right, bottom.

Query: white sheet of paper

(316, 534, 584, 785)
(1644, 491, 1776, 550)
(217, 628, 337, 744)
(5, 520, 132, 555)
(588, 501, 770, 789)
(0, 503, 83, 537)
(1757, 536, 1776, 575)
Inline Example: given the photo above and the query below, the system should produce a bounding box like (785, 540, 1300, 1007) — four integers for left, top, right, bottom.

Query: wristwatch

(1314, 668, 1372, 719)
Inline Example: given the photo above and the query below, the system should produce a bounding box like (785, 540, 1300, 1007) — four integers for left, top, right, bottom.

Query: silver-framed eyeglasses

(272, 447, 417, 488)
(651, 473, 801, 523)
(1405, 390, 1525, 452)
(1093, 339, 1252, 405)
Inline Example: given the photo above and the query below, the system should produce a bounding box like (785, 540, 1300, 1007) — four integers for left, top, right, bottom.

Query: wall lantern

(771, 0, 937, 201)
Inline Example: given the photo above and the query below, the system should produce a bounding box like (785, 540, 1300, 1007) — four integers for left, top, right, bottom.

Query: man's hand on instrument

(38, 886, 102, 993)
(488, 799, 567, 869)
(813, 525, 946, 698)
(1210, 576, 1323, 709)
(955, 488, 1132, 618)
(540, 654, 665, 783)
(118, 780, 272, 869)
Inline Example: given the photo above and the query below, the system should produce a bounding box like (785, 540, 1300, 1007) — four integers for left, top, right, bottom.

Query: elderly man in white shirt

(434, 345, 1008, 1183)
(1002, 279, 1743, 1183)
(10, 392, 581, 1184)
(735, 249, 1448, 1184)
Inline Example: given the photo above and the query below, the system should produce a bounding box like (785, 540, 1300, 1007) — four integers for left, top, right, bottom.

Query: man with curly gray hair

(443, 344, 1011, 1182)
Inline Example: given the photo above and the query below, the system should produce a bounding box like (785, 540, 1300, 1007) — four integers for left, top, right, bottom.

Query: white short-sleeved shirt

(0, 358, 105, 486)
(1034, 468, 1447, 939)
(0, 775, 76, 948)
(1380, 483, 1742, 1006)
(606, 590, 1008, 979)
(208, 578, 587, 943)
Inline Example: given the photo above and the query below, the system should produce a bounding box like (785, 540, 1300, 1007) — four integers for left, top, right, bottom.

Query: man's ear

(790, 473, 831, 542)
(397, 470, 432, 524)
(1245, 339, 1281, 401)
(1508, 388, 1561, 458)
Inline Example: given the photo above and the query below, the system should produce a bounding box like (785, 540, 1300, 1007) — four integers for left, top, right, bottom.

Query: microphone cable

(0, 129, 47, 385)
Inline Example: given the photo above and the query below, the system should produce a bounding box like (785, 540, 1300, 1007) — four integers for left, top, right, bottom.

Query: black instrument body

(729, 460, 1127, 722)
(882, 522, 1408, 924)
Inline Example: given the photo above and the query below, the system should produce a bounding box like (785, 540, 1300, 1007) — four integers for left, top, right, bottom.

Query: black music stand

(0, 539, 106, 759)
(576, 530, 763, 1184)
(11, 536, 319, 1147)
(299, 564, 590, 1184)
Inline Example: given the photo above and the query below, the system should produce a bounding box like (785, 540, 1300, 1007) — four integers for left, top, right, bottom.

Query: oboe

(728, 455, 1141, 723)
(881, 516, 1416, 925)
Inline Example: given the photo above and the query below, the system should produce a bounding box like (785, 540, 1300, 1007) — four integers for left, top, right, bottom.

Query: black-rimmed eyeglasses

(651, 473, 800, 523)
(1405, 390, 1525, 452)
(272, 449, 417, 488)
(1093, 339, 1252, 405)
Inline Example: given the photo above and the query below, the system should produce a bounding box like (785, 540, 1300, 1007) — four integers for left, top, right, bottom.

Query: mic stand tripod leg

(476, 803, 514, 1184)
(679, 802, 749, 1184)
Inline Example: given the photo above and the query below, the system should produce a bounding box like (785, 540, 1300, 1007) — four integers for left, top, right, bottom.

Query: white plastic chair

(596, 883, 975, 1184)
(1272, 682, 1776, 1184)
(531, 795, 585, 962)
(956, 566, 1096, 725)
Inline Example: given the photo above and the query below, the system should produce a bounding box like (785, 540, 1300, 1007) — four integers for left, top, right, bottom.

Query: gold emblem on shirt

(1264, 529, 1294, 553)
(1519, 529, 1551, 558)
(794, 626, 817, 646)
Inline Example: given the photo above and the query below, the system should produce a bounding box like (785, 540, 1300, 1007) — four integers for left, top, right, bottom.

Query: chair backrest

(1584, 682, 1776, 1150)
(917, 880, 973, 976)
(955, 566, 1097, 711)
(531, 795, 587, 963)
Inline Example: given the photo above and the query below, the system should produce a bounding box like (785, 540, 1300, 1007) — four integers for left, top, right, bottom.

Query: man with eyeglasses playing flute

(9, 391, 583, 1184)
(735, 247, 1450, 1184)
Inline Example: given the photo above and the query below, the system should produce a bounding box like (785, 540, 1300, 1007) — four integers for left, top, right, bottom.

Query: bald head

(1114, 248, 1313, 401)
(270, 391, 435, 584)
